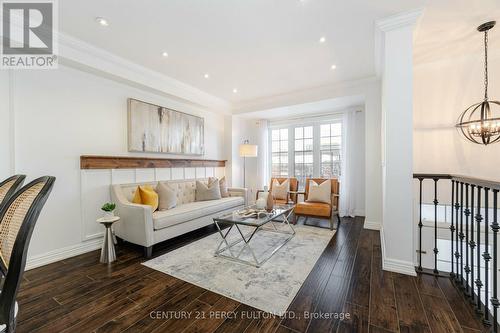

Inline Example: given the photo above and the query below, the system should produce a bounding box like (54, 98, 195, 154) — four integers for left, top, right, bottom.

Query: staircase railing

(414, 173, 500, 330)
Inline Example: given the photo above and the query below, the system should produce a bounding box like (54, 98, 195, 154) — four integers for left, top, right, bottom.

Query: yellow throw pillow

(132, 185, 159, 211)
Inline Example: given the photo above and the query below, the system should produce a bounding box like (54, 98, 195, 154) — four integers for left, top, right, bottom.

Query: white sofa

(111, 179, 246, 257)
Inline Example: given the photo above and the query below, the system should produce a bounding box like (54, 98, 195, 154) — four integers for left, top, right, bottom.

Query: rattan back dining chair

(0, 175, 26, 211)
(0, 176, 55, 333)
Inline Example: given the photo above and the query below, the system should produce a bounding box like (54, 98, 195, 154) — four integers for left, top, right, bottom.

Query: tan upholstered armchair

(294, 178, 340, 230)
(256, 177, 299, 205)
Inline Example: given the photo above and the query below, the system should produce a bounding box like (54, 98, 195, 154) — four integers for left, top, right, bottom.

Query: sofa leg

(330, 216, 334, 230)
(144, 246, 153, 258)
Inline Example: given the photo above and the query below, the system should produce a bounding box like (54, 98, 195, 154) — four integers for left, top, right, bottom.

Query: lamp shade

(239, 143, 258, 157)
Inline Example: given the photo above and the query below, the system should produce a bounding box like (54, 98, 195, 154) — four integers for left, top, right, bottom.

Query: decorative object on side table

(101, 201, 118, 244)
(235, 207, 269, 219)
(101, 202, 116, 218)
(255, 185, 269, 210)
(456, 21, 500, 145)
(97, 216, 120, 263)
(266, 189, 274, 211)
(256, 196, 267, 210)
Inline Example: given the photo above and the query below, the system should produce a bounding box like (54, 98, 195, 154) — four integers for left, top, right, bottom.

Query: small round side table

(97, 216, 120, 264)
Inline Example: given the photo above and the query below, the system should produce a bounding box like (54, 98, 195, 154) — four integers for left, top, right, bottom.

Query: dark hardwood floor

(17, 217, 490, 333)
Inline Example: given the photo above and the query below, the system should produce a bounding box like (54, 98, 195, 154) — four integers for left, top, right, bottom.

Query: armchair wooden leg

(330, 215, 334, 230)
(337, 214, 341, 225)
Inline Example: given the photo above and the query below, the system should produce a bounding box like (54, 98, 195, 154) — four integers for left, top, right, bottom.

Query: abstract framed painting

(127, 98, 205, 155)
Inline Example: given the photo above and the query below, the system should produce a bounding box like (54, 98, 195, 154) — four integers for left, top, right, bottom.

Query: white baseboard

(363, 220, 381, 230)
(354, 209, 365, 216)
(382, 257, 417, 276)
(26, 237, 103, 270)
(379, 226, 416, 276)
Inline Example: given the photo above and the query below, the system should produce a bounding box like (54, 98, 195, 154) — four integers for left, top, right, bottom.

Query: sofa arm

(111, 186, 155, 247)
(227, 187, 248, 205)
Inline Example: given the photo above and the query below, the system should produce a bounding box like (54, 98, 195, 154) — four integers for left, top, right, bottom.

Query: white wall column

(377, 10, 422, 276)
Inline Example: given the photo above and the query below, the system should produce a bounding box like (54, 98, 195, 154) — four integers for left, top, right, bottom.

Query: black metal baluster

(450, 180, 455, 278)
(476, 186, 484, 314)
(464, 184, 471, 295)
(484, 188, 491, 325)
(418, 177, 423, 272)
(433, 178, 439, 274)
(460, 182, 464, 286)
(491, 189, 499, 333)
(455, 181, 461, 283)
(470, 184, 476, 304)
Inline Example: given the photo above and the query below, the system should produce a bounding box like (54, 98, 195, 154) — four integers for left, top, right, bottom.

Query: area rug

(142, 223, 336, 314)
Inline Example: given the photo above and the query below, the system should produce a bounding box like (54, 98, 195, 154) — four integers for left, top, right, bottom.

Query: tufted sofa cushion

(120, 179, 212, 205)
(152, 196, 244, 230)
(159, 180, 198, 205)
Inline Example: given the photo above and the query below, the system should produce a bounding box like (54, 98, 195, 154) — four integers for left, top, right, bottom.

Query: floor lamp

(239, 140, 258, 188)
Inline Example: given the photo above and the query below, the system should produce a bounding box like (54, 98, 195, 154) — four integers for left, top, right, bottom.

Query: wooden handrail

(413, 173, 500, 191)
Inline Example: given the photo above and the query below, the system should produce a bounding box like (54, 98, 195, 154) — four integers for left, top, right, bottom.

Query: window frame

(268, 115, 344, 188)
(270, 127, 290, 177)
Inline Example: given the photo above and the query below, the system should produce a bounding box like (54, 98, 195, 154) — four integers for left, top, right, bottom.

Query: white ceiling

(414, 0, 500, 64)
(59, 0, 426, 104)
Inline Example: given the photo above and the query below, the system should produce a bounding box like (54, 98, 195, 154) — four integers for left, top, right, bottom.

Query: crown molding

(233, 76, 379, 114)
(375, 8, 424, 32)
(374, 8, 424, 77)
(1, 16, 230, 112)
(55, 32, 232, 114)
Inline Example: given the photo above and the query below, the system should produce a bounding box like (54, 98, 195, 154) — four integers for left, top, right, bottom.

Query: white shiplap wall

(80, 166, 225, 241)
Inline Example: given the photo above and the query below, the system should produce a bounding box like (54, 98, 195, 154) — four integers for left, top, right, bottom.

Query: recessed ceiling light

(319, 36, 326, 43)
(204, 73, 210, 79)
(162, 51, 169, 57)
(95, 17, 109, 26)
(331, 64, 337, 70)
(233, 88, 238, 93)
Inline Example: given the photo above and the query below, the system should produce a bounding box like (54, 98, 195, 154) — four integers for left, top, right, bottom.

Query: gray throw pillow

(157, 182, 177, 210)
(196, 180, 222, 201)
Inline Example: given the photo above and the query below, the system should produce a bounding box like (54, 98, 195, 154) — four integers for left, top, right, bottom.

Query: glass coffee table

(213, 204, 295, 267)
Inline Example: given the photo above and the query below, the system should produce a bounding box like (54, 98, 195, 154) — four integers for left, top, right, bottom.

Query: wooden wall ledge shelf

(80, 155, 226, 169)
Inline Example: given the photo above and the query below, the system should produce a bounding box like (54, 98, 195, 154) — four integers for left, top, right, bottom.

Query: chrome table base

(214, 210, 295, 268)
(100, 222, 117, 264)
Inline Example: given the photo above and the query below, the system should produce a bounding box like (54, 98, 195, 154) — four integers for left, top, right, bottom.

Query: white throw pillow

(157, 182, 177, 210)
(271, 179, 289, 200)
(306, 180, 331, 204)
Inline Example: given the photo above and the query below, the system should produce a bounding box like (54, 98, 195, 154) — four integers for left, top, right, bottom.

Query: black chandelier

(456, 21, 500, 145)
